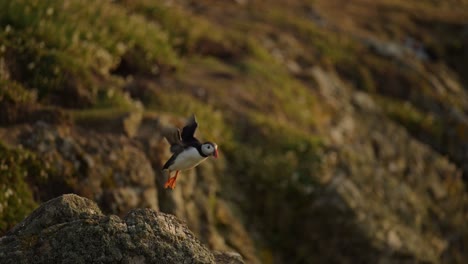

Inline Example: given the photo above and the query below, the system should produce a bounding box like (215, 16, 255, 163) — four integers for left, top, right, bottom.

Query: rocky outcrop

(309, 68, 467, 263)
(18, 121, 159, 215)
(0, 115, 260, 264)
(0, 194, 243, 264)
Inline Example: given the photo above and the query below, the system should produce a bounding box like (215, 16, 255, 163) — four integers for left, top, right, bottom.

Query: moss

(0, 143, 41, 234)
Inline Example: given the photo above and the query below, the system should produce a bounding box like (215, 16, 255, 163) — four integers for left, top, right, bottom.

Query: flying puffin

(162, 115, 218, 189)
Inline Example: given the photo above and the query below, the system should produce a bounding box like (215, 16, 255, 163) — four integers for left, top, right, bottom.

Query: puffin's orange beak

(213, 148, 218, 158)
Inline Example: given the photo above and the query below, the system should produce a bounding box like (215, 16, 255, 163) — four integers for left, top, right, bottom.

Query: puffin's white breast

(169, 147, 207, 171)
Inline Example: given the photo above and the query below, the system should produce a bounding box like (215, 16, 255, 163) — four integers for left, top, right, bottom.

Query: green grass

(378, 96, 444, 141)
(256, 6, 357, 64)
(146, 90, 230, 143)
(0, 0, 178, 106)
(119, 0, 249, 60)
(0, 143, 40, 234)
(223, 110, 323, 263)
(238, 59, 317, 128)
(0, 79, 38, 124)
(0, 79, 37, 104)
(70, 108, 136, 123)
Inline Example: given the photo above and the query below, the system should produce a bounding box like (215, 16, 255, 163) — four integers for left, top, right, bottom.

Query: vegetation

(0, 143, 39, 232)
(1, 0, 467, 263)
(0, 0, 177, 107)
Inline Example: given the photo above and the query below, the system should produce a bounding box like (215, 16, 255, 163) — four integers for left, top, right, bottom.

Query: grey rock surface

(0, 194, 243, 264)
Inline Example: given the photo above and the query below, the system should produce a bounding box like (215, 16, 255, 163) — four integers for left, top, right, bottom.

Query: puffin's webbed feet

(164, 171, 179, 189)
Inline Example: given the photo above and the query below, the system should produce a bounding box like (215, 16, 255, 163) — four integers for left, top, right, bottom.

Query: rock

(286, 60, 302, 75)
(74, 108, 143, 137)
(306, 68, 467, 263)
(19, 122, 158, 216)
(122, 109, 144, 137)
(213, 251, 244, 264)
(352, 91, 378, 112)
(364, 38, 405, 59)
(0, 194, 243, 264)
(387, 229, 402, 250)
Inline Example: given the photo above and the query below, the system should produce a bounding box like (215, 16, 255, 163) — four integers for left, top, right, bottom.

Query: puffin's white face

(201, 142, 218, 158)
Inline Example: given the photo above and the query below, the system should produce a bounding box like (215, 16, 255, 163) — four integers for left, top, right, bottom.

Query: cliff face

(1, 0, 468, 263)
(0, 194, 243, 264)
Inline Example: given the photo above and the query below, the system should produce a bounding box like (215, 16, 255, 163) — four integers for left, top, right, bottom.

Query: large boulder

(0, 194, 243, 264)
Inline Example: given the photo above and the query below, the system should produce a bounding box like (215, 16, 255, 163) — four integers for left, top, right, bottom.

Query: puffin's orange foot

(164, 177, 176, 189)
(164, 171, 179, 189)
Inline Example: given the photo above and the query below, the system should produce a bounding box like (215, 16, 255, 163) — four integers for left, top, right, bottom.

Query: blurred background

(1, 0, 467, 263)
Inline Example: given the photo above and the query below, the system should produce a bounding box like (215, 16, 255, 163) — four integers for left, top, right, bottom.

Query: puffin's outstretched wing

(163, 127, 184, 153)
(181, 114, 200, 145)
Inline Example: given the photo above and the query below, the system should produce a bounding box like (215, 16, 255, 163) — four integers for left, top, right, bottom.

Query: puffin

(162, 115, 218, 189)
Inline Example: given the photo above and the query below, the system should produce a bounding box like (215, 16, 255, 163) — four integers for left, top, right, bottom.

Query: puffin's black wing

(163, 127, 184, 153)
(181, 115, 200, 145)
